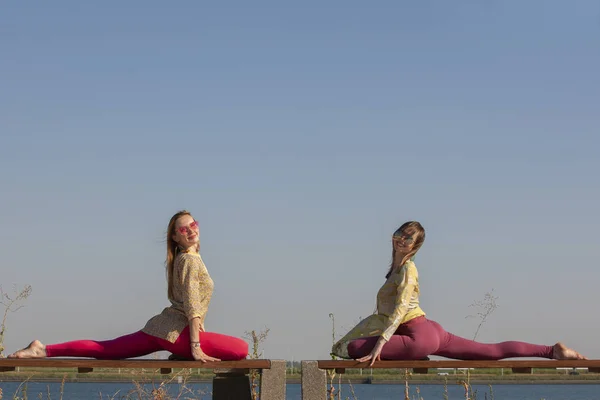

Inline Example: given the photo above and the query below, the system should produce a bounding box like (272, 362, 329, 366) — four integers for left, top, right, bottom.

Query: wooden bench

(0, 358, 286, 400)
(301, 359, 600, 400)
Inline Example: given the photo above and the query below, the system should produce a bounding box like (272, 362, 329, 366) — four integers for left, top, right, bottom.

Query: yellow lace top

(331, 260, 426, 358)
(142, 252, 213, 343)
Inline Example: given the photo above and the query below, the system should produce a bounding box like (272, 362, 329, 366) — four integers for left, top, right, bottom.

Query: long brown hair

(385, 221, 425, 279)
(166, 210, 197, 299)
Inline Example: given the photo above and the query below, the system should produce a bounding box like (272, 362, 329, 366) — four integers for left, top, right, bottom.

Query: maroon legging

(45, 326, 248, 360)
(348, 317, 553, 360)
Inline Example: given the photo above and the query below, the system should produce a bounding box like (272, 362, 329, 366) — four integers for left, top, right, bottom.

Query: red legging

(45, 326, 248, 360)
(348, 317, 553, 360)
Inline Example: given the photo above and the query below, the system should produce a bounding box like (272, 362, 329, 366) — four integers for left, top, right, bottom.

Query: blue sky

(1, 1, 599, 361)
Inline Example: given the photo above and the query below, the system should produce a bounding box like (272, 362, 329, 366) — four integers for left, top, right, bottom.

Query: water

(1, 381, 599, 400)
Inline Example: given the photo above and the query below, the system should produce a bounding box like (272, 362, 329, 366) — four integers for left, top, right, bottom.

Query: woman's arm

(189, 316, 203, 340)
(381, 272, 417, 341)
(188, 316, 218, 362)
(180, 255, 220, 362)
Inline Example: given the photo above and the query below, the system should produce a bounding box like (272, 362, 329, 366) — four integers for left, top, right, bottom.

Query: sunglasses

(394, 233, 415, 244)
(176, 221, 199, 235)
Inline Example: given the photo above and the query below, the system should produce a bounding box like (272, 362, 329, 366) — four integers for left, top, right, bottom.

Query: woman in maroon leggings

(331, 221, 586, 366)
(9, 210, 248, 362)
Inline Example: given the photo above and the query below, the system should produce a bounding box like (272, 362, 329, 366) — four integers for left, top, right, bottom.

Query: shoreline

(2, 376, 600, 385)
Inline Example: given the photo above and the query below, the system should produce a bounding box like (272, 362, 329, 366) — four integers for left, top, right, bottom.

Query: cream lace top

(142, 252, 213, 343)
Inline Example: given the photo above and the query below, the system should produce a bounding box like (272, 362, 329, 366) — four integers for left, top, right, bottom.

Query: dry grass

(244, 327, 270, 400)
(3, 371, 211, 400)
(0, 285, 33, 358)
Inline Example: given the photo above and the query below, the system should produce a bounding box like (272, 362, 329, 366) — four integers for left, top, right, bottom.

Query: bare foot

(552, 342, 588, 360)
(7, 340, 47, 359)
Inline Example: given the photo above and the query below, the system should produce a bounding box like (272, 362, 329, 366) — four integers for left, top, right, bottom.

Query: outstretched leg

(9, 331, 162, 360)
(434, 329, 586, 360)
(435, 333, 552, 360)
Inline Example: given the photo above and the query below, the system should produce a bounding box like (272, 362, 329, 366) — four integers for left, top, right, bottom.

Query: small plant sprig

(327, 314, 336, 399)
(0, 285, 32, 357)
(466, 289, 499, 341)
(10, 376, 31, 400)
(403, 368, 410, 400)
(443, 376, 449, 400)
(244, 327, 270, 400)
(462, 289, 499, 400)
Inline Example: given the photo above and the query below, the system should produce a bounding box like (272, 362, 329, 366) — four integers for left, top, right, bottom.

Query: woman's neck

(179, 245, 198, 254)
(393, 253, 409, 268)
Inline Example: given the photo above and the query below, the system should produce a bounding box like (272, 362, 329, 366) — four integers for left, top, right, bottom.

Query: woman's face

(172, 214, 200, 250)
(393, 230, 417, 254)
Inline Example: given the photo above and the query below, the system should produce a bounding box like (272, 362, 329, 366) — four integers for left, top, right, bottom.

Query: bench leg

(259, 360, 286, 400)
(301, 361, 327, 400)
(213, 370, 252, 400)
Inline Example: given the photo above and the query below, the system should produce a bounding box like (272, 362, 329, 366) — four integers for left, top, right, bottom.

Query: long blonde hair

(166, 210, 198, 299)
(385, 221, 425, 279)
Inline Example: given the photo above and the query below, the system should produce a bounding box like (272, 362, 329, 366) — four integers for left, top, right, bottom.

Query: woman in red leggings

(9, 210, 248, 362)
(331, 221, 586, 366)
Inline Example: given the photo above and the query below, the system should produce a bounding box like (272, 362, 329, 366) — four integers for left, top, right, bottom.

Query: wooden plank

(317, 360, 600, 370)
(413, 368, 429, 374)
(77, 367, 94, 373)
(0, 359, 271, 370)
(0, 367, 16, 372)
(160, 368, 172, 374)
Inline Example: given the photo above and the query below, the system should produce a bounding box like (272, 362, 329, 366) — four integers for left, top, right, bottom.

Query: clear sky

(1, 1, 599, 361)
